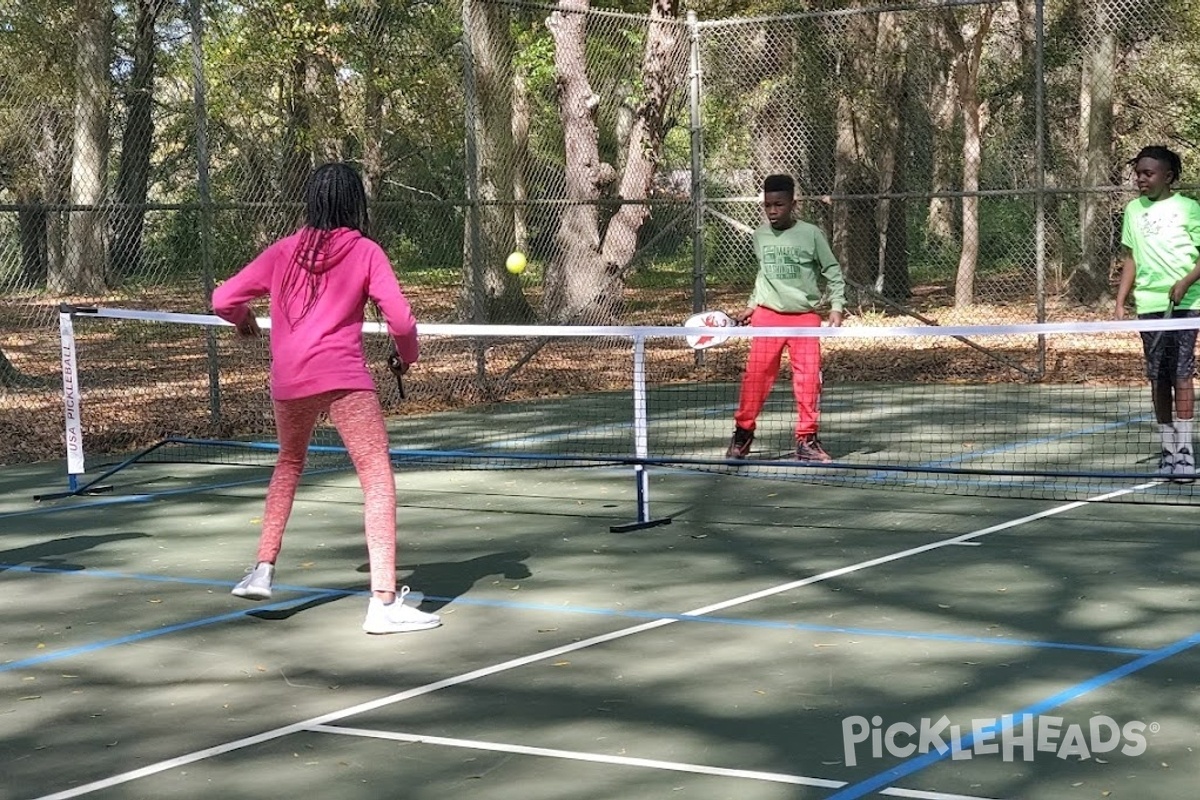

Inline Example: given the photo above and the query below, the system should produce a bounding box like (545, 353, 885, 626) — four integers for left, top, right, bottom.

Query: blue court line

(0, 591, 342, 673)
(824, 628, 1200, 800)
(0, 466, 348, 520)
(1, 563, 1151, 675)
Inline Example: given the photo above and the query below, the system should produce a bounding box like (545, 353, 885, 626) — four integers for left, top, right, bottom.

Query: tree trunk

(955, 94, 982, 307)
(884, 156, 910, 301)
(832, 90, 876, 301)
(110, 0, 163, 286)
(17, 187, 48, 286)
(542, 0, 683, 323)
(280, 59, 312, 226)
(362, 59, 384, 213)
(597, 0, 683, 295)
(512, 65, 531, 253)
(926, 51, 958, 248)
(944, 7, 994, 308)
(873, 10, 909, 301)
(1073, 0, 1116, 303)
(463, 0, 533, 323)
(58, 0, 111, 296)
(35, 107, 70, 287)
(830, 11, 878, 303)
(545, 0, 610, 322)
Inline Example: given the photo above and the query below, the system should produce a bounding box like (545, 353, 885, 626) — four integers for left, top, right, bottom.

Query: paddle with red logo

(683, 310, 736, 350)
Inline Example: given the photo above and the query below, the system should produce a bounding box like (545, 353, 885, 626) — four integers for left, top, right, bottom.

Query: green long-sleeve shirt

(749, 220, 845, 313)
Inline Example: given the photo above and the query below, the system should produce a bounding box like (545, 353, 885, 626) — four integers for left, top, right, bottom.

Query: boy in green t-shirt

(725, 174, 845, 462)
(1115, 145, 1200, 481)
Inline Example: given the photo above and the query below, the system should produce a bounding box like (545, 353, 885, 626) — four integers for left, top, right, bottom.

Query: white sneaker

(1173, 446, 1196, 484)
(231, 562, 274, 600)
(362, 587, 441, 634)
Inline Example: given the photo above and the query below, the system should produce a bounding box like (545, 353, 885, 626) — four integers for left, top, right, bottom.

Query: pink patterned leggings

(257, 389, 397, 593)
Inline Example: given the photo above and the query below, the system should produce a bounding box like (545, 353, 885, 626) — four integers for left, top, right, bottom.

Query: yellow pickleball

(506, 251, 527, 275)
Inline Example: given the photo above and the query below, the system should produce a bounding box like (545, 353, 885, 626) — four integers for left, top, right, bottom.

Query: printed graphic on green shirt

(761, 246, 812, 279)
(1121, 194, 1200, 313)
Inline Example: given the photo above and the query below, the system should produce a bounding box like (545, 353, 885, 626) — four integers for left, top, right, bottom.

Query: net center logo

(841, 714, 1155, 766)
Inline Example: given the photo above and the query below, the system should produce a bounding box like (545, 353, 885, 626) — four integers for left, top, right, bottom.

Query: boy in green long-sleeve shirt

(726, 174, 845, 462)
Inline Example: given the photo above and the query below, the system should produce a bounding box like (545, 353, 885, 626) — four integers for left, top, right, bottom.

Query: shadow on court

(0, 532, 150, 573)
(2, 456, 1198, 800)
(245, 550, 533, 621)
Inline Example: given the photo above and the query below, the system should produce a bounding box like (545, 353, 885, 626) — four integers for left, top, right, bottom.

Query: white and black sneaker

(1173, 446, 1196, 484)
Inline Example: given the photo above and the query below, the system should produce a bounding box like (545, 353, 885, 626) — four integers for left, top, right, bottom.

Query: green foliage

(8, 0, 1200, 316)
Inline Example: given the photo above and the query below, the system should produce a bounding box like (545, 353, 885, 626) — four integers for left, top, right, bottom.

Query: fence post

(1034, 0, 1047, 375)
(461, 0, 488, 384)
(688, 10, 706, 365)
(190, 0, 220, 422)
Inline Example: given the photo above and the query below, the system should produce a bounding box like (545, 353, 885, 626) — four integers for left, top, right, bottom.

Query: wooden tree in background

(59, 0, 111, 295)
(463, 0, 535, 323)
(828, 6, 910, 304)
(942, 4, 995, 308)
(544, 0, 684, 323)
(110, 0, 166, 286)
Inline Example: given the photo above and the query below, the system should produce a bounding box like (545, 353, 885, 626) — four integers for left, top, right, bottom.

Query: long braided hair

(279, 163, 371, 327)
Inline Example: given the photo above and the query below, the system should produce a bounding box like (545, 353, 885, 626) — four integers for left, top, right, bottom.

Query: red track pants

(733, 307, 823, 438)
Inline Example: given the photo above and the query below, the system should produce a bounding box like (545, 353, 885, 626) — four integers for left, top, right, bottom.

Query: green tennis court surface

(2, 448, 1197, 800)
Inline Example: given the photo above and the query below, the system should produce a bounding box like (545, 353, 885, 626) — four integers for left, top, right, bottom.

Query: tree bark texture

(110, 0, 164, 286)
(1074, 0, 1117, 303)
(545, 0, 610, 322)
(60, 0, 112, 295)
(463, 0, 533, 323)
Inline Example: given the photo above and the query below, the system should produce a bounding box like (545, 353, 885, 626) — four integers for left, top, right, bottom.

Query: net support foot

(609, 517, 672, 534)
(610, 463, 670, 532)
(34, 485, 115, 502)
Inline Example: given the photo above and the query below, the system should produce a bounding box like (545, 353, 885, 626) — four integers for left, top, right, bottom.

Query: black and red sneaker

(795, 434, 833, 463)
(726, 427, 754, 459)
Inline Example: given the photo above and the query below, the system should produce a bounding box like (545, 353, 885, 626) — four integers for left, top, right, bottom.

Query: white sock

(1175, 417, 1193, 454)
(1160, 423, 1177, 454)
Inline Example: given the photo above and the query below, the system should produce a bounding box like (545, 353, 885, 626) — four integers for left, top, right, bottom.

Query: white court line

(680, 482, 1155, 619)
(29, 482, 1154, 800)
(310, 725, 1002, 800)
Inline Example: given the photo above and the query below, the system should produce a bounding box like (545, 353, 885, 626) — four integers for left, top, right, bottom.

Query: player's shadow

(248, 550, 532, 620)
(0, 532, 150, 573)
(393, 550, 533, 611)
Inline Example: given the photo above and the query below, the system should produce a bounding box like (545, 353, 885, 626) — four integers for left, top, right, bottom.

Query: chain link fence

(1, 0, 1194, 466)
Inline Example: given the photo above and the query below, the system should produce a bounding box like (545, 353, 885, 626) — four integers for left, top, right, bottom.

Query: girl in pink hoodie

(212, 163, 439, 635)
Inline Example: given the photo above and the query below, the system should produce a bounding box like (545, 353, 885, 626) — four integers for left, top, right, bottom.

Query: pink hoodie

(212, 227, 419, 401)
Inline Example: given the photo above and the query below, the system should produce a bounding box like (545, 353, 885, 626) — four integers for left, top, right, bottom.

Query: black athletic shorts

(1139, 308, 1200, 382)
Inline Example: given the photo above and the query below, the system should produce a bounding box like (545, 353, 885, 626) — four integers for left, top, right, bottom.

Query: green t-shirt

(1121, 193, 1200, 313)
(750, 220, 845, 312)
